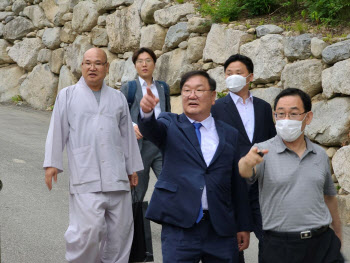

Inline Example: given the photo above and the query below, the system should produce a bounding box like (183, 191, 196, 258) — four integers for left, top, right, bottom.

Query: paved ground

(0, 103, 349, 262)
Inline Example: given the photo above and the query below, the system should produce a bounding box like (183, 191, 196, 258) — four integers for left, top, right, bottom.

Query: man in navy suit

(138, 71, 252, 263)
(211, 54, 276, 263)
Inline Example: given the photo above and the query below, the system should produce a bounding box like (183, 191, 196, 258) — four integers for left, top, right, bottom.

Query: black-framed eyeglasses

(182, 89, 212, 98)
(274, 112, 307, 120)
(82, 61, 107, 68)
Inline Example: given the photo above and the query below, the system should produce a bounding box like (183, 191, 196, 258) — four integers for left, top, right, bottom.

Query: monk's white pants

(64, 191, 133, 263)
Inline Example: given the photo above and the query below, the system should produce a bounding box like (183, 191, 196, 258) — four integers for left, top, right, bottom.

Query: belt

(265, 225, 329, 240)
(201, 210, 210, 221)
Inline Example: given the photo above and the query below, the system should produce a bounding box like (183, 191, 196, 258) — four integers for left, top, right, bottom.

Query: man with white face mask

(239, 88, 343, 263)
(212, 54, 276, 263)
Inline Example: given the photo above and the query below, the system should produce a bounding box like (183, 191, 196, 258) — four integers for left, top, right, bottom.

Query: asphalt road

(0, 103, 349, 263)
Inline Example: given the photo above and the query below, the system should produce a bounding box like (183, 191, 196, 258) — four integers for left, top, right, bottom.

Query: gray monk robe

(44, 77, 143, 193)
(43, 77, 143, 263)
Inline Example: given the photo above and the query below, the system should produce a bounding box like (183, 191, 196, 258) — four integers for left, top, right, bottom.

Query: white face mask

(275, 114, 307, 142)
(225, 74, 251, 93)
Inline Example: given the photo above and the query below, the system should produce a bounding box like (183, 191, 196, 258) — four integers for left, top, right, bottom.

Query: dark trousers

(161, 220, 239, 263)
(262, 228, 344, 263)
(135, 139, 162, 201)
(239, 181, 263, 263)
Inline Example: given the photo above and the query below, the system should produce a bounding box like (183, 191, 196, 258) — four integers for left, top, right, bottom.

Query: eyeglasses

(274, 112, 307, 120)
(136, 59, 153, 65)
(83, 61, 107, 68)
(182, 89, 212, 98)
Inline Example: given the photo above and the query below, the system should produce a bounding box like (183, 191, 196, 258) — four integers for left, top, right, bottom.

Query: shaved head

(83, 47, 107, 63)
(81, 47, 109, 91)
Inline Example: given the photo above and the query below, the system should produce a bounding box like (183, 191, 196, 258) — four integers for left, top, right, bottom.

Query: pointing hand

(140, 87, 159, 113)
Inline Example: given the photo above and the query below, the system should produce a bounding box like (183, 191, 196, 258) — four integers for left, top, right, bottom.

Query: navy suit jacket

(211, 94, 276, 204)
(138, 112, 252, 237)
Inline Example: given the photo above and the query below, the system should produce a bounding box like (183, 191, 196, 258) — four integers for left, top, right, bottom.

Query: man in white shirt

(43, 47, 143, 263)
(121, 48, 171, 202)
(138, 70, 252, 263)
(212, 54, 276, 263)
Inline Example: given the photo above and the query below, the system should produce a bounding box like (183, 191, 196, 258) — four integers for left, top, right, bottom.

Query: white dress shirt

(229, 92, 255, 142)
(140, 111, 219, 210)
(139, 77, 161, 118)
(187, 114, 219, 210)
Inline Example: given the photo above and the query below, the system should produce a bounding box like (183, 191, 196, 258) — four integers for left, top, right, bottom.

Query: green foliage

(11, 95, 23, 103)
(240, 0, 277, 16)
(195, 0, 349, 26)
(305, 0, 350, 24)
(258, 19, 265, 26)
(175, 0, 184, 3)
(293, 21, 308, 33)
(301, 9, 307, 19)
(197, 0, 242, 23)
(217, 91, 228, 99)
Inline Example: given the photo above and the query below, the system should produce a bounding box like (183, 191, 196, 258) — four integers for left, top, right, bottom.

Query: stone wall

(0, 0, 349, 223)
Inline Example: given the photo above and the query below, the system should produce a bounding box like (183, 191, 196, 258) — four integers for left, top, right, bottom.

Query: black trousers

(262, 228, 344, 263)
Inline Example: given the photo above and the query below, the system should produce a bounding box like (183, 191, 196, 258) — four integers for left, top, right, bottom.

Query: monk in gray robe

(43, 47, 143, 263)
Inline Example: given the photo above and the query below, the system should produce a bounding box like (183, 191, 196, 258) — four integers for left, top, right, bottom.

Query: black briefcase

(129, 190, 154, 262)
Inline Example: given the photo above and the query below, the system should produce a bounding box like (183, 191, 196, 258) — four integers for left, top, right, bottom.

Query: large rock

(23, 5, 51, 29)
(170, 95, 182, 114)
(41, 0, 70, 26)
(12, 0, 26, 15)
(186, 36, 206, 63)
(106, 3, 141, 54)
(3, 17, 35, 41)
(37, 48, 52, 63)
(337, 195, 350, 225)
(153, 48, 193, 94)
(121, 56, 137, 84)
(208, 66, 225, 92)
(163, 22, 189, 51)
(284, 33, 312, 61)
(109, 59, 125, 88)
(72, 1, 99, 33)
(49, 48, 64, 74)
(203, 24, 253, 64)
(65, 35, 93, 78)
(311, 37, 328, 59)
(305, 97, 350, 146)
(240, 34, 286, 84)
(188, 16, 211, 33)
(0, 0, 10, 11)
(251, 87, 282, 107)
(101, 47, 118, 64)
(140, 24, 166, 51)
(91, 27, 108, 47)
(154, 3, 194, 27)
(0, 23, 3, 37)
(332, 145, 350, 193)
(322, 39, 350, 64)
(58, 65, 77, 93)
(0, 39, 13, 64)
(8, 38, 44, 71)
(0, 65, 25, 102)
(281, 59, 322, 97)
(0, 11, 14, 21)
(322, 58, 350, 98)
(97, 0, 134, 11)
(256, 24, 283, 37)
(42, 27, 61, 49)
(20, 63, 58, 110)
(140, 0, 167, 24)
(60, 21, 77, 43)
